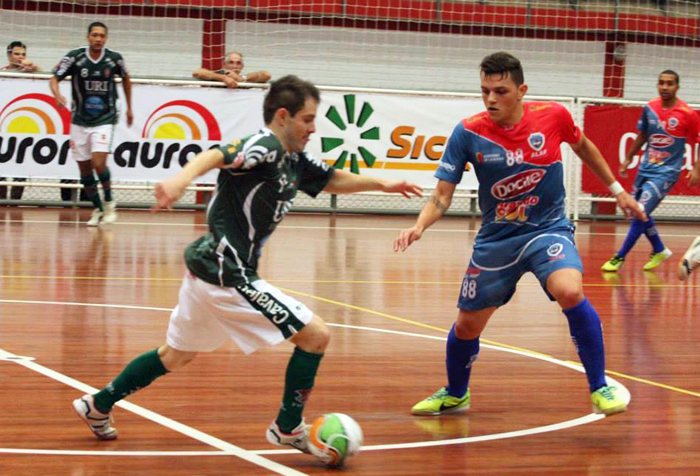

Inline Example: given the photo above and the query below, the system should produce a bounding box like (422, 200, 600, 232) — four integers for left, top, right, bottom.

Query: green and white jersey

(53, 47, 128, 127)
(185, 128, 335, 287)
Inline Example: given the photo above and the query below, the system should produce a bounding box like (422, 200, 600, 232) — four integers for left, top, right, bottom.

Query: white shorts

(166, 272, 314, 354)
(70, 124, 114, 162)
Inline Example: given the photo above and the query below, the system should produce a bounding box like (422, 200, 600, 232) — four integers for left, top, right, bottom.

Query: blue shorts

(633, 174, 675, 215)
(458, 226, 583, 311)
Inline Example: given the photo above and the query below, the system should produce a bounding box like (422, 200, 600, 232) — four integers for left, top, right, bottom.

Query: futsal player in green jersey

(72, 75, 422, 462)
(50, 21, 133, 226)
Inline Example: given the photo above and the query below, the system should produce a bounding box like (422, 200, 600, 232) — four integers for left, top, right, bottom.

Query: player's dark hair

(659, 69, 679, 85)
(263, 75, 320, 124)
(7, 41, 26, 54)
(480, 52, 525, 86)
(88, 21, 108, 34)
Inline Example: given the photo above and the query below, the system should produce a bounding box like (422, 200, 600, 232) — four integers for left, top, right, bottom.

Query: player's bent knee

(554, 288, 584, 310)
(158, 344, 198, 371)
(291, 315, 330, 354)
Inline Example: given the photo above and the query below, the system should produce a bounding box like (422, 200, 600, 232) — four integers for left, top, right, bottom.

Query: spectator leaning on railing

(192, 51, 271, 88)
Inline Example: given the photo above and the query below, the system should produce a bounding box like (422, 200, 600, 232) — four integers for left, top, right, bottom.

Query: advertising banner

(0, 77, 264, 182)
(1, 77, 572, 191)
(582, 104, 700, 196)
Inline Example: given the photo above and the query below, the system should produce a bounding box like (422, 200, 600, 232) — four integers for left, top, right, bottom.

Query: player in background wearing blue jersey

(395, 52, 646, 417)
(602, 70, 699, 272)
(71, 75, 422, 464)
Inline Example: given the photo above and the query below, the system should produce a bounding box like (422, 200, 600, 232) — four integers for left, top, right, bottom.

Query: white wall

(226, 20, 606, 97)
(4, 9, 700, 102)
(1, 10, 201, 78)
(625, 43, 700, 103)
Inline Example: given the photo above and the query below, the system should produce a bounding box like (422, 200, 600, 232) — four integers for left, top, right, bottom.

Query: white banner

(0, 77, 265, 182)
(1, 77, 514, 189)
(307, 91, 484, 190)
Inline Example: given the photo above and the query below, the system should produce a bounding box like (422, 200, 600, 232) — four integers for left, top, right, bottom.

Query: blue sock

(643, 216, 665, 253)
(617, 218, 647, 258)
(445, 324, 479, 398)
(563, 298, 607, 392)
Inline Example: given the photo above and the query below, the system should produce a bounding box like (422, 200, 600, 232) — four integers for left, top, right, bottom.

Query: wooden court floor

(1, 206, 699, 475)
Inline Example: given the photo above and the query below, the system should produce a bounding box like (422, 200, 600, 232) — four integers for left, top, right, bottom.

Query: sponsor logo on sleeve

(438, 161, 456, 172)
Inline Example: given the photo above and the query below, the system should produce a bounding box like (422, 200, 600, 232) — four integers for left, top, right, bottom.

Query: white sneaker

(266, 419, 310, 453)
(103, 201, 118, 224)
(86, 208, 103, 227)
(72, 394, 118, 440)
(679, 236, 700, 281)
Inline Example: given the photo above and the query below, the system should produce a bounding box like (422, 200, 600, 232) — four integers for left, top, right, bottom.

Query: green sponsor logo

(321, 94, 380, 174)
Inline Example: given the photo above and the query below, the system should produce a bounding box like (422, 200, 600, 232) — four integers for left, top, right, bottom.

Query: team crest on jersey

(528, 133, 545, 151)
(668, 117, 679, 129)
(105, 69, 111, 78)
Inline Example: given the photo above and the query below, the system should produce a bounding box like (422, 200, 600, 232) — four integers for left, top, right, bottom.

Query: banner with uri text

(582, 104, 700, 196)
(1, 77, 570, 190)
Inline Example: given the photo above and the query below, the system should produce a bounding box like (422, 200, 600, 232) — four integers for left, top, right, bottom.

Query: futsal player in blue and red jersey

(602, 70, 700, 272)
(394, 52, 646, 416)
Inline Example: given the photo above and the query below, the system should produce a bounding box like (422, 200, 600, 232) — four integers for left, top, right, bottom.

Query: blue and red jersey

(436, 102, 581, 242)
(636, 97, 699, 182)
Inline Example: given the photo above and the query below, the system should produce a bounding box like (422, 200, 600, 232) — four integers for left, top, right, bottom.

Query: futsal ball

(307, 413, 363, 468)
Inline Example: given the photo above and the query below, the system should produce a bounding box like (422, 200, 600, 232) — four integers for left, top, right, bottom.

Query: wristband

(608, 181, 624, 195)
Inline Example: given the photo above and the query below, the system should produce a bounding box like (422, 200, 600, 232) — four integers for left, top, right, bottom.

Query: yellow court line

(604, 370, 700, 398)
(276, 286, 552, 359)
(1, 275, 697, 397)
(3, 275, 699, 288)
(279, 286, 700, 400)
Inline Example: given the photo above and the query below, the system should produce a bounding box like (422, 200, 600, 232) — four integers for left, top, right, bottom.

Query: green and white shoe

(601, 255, 624, 272)
(591, 386, 628, 416)
(411, 387, 470, 416)
(643, 248, 672, 271)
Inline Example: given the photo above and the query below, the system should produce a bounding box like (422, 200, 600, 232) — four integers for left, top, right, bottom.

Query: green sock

(276, 347, 323, 433)
(80, 173, 103, 211)
(93, 348, 169, 413)
(97, 168, 112, 203)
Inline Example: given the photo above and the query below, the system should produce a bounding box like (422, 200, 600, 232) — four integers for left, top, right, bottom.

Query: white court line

(0, 344, 306, 475)
(0, 300, 630, 458)
(1, 218, 698, 238)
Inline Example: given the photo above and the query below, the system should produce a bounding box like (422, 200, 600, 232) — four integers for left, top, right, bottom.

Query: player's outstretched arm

(322, 169, 423, 198)
(153, 148, 224, 211)
(571, 133, 647, 221)
(394, 180, 456, 252)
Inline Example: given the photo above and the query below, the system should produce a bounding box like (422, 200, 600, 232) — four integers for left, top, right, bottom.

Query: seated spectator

(1, 41, 41, 72)
(192, 51, 271, 88)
